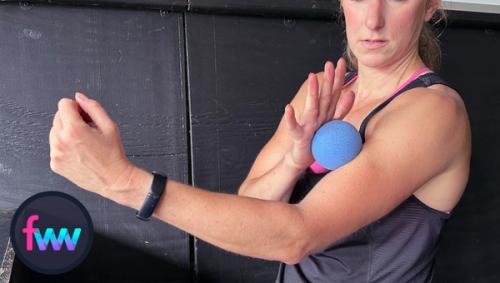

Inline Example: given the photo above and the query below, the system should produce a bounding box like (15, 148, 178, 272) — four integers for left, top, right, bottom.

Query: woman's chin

(355, 54, 395, 69)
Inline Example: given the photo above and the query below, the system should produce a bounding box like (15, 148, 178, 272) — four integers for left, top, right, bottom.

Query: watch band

(136, 171, 167, 221)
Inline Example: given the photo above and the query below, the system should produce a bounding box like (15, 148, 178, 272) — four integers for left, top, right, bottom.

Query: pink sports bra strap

(385, 67, 430, 100)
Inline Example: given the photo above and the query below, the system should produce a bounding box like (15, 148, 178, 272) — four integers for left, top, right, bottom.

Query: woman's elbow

(279, 220, 312, 265)
(281, 248, 306, 265)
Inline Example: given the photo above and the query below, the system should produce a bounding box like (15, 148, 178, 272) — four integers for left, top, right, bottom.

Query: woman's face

(341, 0, 439, 69)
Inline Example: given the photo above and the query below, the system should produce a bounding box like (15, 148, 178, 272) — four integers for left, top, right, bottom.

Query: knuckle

(57, 98, 72, 109)
(54, 141, 65, 152)
(51, 137, 65, 152)
(309, 108, 319, 115)
(65, 123, 82, 140)
(48, 127, 55, 141)
(50, 151, 60, 162)
(52, 112, 59, 124)
(50, 158, 61, 173)
(49, 131, 64, 149)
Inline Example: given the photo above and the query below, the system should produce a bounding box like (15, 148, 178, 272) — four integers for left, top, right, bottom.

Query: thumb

(284, 104, 302, 140)
(75, 92, 115, 132)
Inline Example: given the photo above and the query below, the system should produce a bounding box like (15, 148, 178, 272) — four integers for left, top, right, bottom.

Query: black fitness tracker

(136, 171, 167, 221)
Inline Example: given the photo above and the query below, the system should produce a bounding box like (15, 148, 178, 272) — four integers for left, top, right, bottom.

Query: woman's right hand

(283, 58, 355, 171)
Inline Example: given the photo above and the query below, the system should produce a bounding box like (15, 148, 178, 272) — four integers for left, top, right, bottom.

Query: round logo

(10, 191, 93, 275)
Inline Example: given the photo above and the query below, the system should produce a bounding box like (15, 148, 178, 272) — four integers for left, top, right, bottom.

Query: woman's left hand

(49, 92, 135, 199)
(283, 58, 355, 171)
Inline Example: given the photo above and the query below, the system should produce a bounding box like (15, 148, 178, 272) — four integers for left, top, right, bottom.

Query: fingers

(301, 73, 319, 126)
(49, 110, 68, 167)
(295, 57, 349, 133)
(52, 111, 62, 131)
(332, 58, 347, 95)
(75, 92, 116, 133)
(58, 98, 84, 128)
(317, 61, 334, 122)
(333, 90, 356, 120)
(327, 58, 347, 120)
(77, 102, 94, 125)
(284, 104, 302, 140)
(50, 111, 62, 146)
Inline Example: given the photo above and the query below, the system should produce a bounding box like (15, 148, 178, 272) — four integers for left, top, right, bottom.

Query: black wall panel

(186, 13, 344, 282)
(434, 26, 500, 282)
(0, 0, 188, 11)
(0, 4, 190, 282)
(189, 0, 337, 19)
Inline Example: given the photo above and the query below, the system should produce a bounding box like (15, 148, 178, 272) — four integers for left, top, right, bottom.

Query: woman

(49, 0, 471, 281)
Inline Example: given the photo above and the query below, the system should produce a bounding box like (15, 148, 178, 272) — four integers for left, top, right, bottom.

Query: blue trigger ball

(311, 120, 362, 171)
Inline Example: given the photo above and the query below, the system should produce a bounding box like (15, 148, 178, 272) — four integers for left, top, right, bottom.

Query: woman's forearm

(237, 155, 304, 202)
(112, 167, 309, 264)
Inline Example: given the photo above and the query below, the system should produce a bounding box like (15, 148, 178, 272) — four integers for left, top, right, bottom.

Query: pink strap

(384, 67, 430, 100)
(344, 73, 358, 88)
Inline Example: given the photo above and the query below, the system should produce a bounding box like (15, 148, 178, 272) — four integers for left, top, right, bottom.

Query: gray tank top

(275, 72, 456, 283)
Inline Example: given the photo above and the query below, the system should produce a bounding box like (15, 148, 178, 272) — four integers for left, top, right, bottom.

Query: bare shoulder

(379, 85, 469, 136)
(372, 85, 471, 211)
(376, 84, 471, 165)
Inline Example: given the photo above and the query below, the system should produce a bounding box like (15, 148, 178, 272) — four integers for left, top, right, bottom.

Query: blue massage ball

(311, 120, 362, 171)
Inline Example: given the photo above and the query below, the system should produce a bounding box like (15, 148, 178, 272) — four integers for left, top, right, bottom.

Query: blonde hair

(339, 2, 447, 72)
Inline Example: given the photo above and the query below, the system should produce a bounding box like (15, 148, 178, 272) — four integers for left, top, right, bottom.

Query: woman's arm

(50, 85, 467, 264)
(113, 168, 308, 264)
(239, 60, 355, 202)
(106, 87, 468, 264)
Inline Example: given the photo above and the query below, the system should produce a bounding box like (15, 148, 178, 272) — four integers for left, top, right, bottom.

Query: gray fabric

(276, 196, 449, 283)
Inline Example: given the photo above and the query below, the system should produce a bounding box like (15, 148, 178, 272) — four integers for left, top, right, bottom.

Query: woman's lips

(362, 40, 387, 49)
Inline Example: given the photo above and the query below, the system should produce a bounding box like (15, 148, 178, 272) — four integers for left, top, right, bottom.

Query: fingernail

(75, 92, 88, 102)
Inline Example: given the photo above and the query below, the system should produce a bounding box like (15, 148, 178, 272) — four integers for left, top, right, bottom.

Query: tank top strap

(342, 71, 357, 85)
(358, 72, 453, 144)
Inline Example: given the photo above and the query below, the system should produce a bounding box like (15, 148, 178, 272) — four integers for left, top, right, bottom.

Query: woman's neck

(352, 51, 427, 104)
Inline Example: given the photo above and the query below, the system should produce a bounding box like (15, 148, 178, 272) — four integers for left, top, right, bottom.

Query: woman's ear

(424, 0, 441, 22)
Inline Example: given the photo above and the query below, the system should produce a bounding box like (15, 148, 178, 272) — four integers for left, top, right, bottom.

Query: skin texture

(49, 0, 471, 265)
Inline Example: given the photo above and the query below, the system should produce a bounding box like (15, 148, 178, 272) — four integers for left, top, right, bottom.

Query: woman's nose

(365, 0, 385, 30)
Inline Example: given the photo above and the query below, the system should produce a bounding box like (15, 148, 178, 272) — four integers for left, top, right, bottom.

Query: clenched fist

(49, 92, 136, 200)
